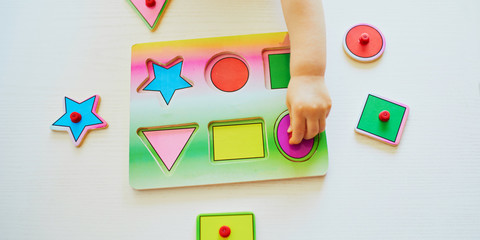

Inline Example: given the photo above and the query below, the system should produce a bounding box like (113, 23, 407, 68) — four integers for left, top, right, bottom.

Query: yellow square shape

(212, 122, 265, 161)
(197, 213, 255, 240)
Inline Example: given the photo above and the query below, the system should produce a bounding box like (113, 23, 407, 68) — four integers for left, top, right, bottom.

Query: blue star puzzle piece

(143, 60, 192, 105)
(51, 95, 108, 147)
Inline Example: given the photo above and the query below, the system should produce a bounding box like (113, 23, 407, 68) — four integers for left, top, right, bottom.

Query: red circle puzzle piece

(344, 24, 385, 62)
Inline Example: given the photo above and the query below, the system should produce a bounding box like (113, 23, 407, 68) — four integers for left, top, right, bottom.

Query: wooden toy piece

(197, 212, 255, 240)
(51, 95, 108, 147)
(343, 24, 385, 62)
(130, 32, 329, 190)
(128, 0, 168, 31)
(355, 94, 409, 146)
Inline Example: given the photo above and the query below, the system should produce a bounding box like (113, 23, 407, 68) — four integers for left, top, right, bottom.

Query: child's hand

(286, 75, 331, 145)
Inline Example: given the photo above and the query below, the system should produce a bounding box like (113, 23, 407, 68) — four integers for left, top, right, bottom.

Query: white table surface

(1, 0, 480, 239)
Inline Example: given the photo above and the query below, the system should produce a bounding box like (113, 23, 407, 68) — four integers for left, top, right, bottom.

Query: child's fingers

(318, 115, 326, 133)
(289, 113, 306, 145)
(305, 117, 319, 139)
(325, 107, 331, 118)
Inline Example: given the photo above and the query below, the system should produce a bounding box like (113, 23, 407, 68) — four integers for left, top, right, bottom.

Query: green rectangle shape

(211, 119, 265, 161)
(197, 212, 255, 240)
(268, 53, 291, 89)
(357, 95, 406, 142)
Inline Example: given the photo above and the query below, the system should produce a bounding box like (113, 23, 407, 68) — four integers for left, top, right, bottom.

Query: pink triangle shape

(130, 0, 167, 28)
(143, 127, 195, 171)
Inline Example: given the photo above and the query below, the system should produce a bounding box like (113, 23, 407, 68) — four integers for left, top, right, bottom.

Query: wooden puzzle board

(129, 32, 328, 189)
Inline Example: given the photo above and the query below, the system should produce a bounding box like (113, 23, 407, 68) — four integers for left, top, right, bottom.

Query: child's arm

(281, 0, 331, 144)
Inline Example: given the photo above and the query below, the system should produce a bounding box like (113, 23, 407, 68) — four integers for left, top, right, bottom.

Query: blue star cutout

(51, 95, 108, 147)
(143, 60, 192, 105)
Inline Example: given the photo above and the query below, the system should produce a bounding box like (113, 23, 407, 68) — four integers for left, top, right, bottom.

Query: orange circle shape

(210, 57, 249, 92)
(345, 25, 383, 58)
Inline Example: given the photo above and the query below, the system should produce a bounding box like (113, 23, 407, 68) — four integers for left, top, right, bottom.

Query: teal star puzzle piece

(143, 61, 192, 105)
(51, 95, 108, 147)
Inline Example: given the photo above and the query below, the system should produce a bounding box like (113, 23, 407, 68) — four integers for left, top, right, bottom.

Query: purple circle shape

(277, 114, 314, 159)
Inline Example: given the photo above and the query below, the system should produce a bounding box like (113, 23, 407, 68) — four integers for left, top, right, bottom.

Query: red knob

(379, 110, 390, 122)
(219, 225, 231, 238)
(70, 112, 82, 123)
(146, 0, 156, 7)
(359, 33, 370, 45)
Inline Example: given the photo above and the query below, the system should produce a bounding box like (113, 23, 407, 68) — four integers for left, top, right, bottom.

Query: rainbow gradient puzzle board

(130, 32, 328, 189)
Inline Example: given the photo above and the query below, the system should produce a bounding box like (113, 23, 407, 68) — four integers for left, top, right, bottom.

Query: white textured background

(1, 0, 479, 239)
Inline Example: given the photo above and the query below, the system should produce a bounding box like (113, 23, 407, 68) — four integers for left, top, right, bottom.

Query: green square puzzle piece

(268, 53, 291, 89)
(355, 94, 409, 145)
(197, 212, 255, 240)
